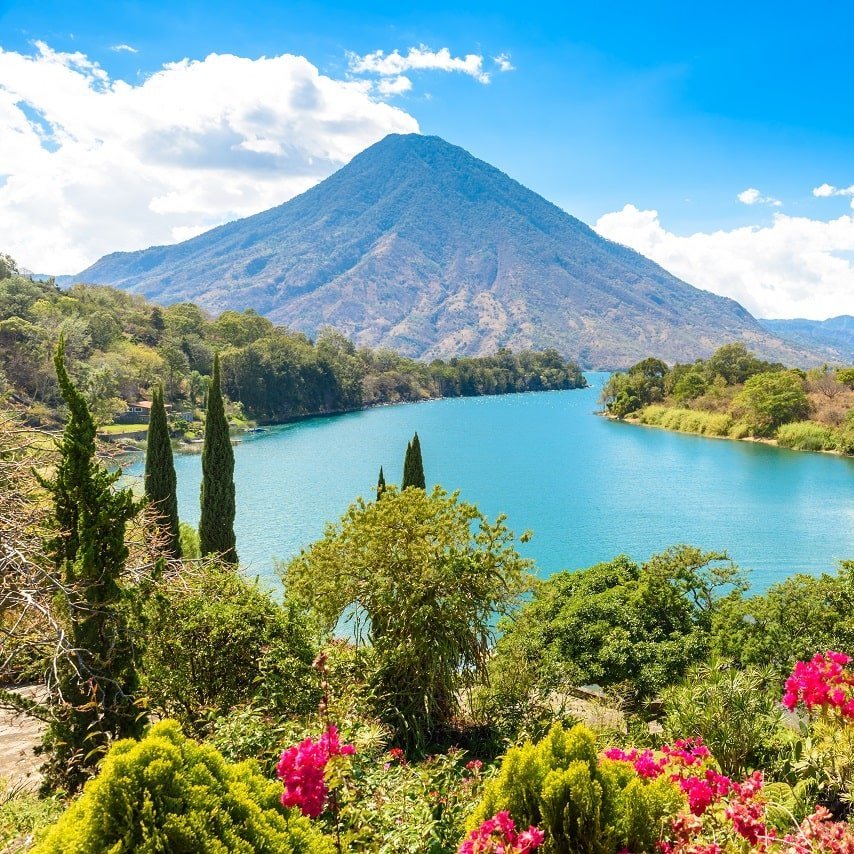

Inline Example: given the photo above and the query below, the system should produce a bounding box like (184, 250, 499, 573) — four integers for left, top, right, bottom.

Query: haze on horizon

(0, 0, 852, 321)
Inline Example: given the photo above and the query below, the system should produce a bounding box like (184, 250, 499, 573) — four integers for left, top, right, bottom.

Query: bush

(141, 564, 319, 734)
(467, 723, 682, 853)
(491, 546, 744, 705)
(660, 661, 788, 778)
(776, 421, 837, 451)
(732, 370, 809, 437)
(33, 720, 333, 853)
(283, 486, 532, 754)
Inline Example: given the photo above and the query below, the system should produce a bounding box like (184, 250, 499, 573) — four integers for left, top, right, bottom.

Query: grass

(636, 405, 732, 437)
(775, 421, 837, 452)
(97, 423, 148, 435)
(0, 783, 64, 851)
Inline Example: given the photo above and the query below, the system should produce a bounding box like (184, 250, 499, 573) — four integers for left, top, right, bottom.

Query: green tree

(402, 431, 425, 489)
(492, 546, 745, 706)
(706, 342, 778, 385)
(144, 386, 181, 558)
(376, 465, 386, 500)
(199, 353, 237, 563)
(37, 339, 145, 790)
(732, 370, 809, 436)
(283, 486, 532, 753)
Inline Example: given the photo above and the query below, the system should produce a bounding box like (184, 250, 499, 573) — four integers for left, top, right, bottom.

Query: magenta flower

(459, 811, 544, 853)
(276, 725, 355, 818)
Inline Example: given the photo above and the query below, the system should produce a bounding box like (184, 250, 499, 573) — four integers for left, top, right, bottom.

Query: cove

(127, 372, 854, 592)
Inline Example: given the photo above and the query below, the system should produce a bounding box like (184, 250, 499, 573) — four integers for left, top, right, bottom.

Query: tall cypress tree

(39, 338, 145, 789)
(376, 466, 386, 500)
(402, 432, 426, 490)
(199, 353, 237, 563)
(144, 386, 181, 558)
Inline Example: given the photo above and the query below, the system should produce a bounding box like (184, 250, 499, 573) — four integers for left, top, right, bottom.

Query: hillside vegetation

(67, 134, 828, 368)
(0, 260, 584, 427)
(601, 343, 854, 453)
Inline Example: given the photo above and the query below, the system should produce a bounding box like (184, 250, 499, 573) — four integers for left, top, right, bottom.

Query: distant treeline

(0, 262, 585, 424)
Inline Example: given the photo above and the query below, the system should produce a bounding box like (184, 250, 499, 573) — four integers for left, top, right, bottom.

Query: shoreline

(599, 410, 853, 460)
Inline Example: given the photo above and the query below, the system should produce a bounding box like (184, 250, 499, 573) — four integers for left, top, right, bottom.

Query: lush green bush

(491, 546, 744, 705)
(660, 661, 788, 778)
(33, 720, 333, 853)
(776, 421, 837, 451)
(283, 486, 532, 753)
(732, 370, 809, 436)
(711, 563, 854, 678)
(467, 723, 682, 853)
(141, 564, 319, 734)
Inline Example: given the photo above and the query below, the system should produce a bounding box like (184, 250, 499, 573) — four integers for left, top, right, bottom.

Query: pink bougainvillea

(459, 811, 544, 854)
(782, 651, 854, 717)
(276, 725, 355, 818)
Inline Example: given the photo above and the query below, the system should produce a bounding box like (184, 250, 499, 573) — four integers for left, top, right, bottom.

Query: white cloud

(595, 204, 854, 320)
(349, 45, 492, 86)
(109, 43, 138, 53)
(813, 182, 854, 206)
(376, 75, 413, 97)
(0, 43, 419, 273)
(494, 53, 515, 72)
(737, 187, 782, 207)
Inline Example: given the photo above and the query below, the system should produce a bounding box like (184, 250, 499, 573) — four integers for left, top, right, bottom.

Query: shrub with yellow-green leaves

(33, 720, 334, 854)
(467, 723, 682, 854)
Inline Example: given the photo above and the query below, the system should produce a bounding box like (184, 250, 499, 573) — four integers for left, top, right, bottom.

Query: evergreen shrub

(467, 723, 682, 853)
(34, 720, 334, 854)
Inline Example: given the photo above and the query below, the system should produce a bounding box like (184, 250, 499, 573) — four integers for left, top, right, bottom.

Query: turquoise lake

(129, 372, 854, 592)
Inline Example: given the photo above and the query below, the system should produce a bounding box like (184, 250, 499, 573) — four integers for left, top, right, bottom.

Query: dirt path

(0, 687, 45, 791)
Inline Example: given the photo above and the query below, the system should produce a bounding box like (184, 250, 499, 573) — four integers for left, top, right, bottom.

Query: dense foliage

(0, 266, 585, 426)
(283, 486, 532, 753)
(141, 564, 319, 735)
(490, 546, 744, 706)
(33, 720, 333, 853)
(602, 342, 854, 453)
(468, 723, 682, 853)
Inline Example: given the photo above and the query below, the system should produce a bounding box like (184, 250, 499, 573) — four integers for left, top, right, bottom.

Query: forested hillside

(0, 262, 585, 425)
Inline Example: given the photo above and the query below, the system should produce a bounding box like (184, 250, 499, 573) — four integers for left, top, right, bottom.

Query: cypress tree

(199, 353, 237, 563)
(402, 432, 426, 490)
(144, 386, 181, 558)
(376, 466, 386, 500)
(39, 338, 145, 789)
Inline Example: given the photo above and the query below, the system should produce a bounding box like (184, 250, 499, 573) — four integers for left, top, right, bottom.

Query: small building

(115, 400, 172, 425)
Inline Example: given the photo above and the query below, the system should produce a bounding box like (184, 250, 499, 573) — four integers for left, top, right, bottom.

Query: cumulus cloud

(737, 187, 782, 207)
(349, 45, 492, 86)
(595, 204, 854, 320)
(0, 42, 419, 273)
(109, 43, 138, 53)
(813, 182, 854, 205)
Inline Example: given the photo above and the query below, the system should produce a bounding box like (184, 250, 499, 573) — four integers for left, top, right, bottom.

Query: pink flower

(782, 652, 854, 717)
(276, 725, 355, 818)
(459, 812, 544, 853)
(466, 759, 484, 773)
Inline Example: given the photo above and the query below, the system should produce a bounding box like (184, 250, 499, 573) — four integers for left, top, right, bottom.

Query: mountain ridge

(758, 316, 853, 364)
(68, 133, 828, 369)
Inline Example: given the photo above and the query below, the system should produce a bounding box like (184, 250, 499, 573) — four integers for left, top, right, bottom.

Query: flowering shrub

(783, 652, 854, 717)
(459, 811, 544, 853)
(276, 726, 355, 818)
(467, 723, 683, 853)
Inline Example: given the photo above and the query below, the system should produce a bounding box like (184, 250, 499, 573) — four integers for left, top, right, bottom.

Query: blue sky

(1, 0, 852, 318)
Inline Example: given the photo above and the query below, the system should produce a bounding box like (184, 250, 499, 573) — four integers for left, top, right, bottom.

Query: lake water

(127, 372, 854, 593)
